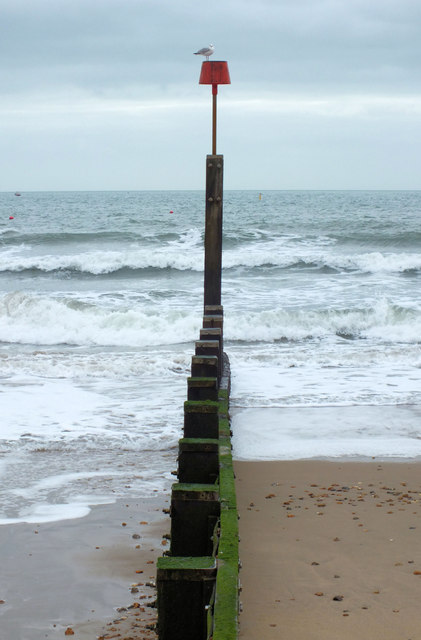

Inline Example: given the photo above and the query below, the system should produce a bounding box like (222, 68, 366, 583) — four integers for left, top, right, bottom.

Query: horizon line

(2, 188, 421, 194)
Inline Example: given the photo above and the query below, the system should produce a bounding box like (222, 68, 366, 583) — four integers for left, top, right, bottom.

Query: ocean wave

(1, 229, 193, 247)
(223, 246, 421, 274)
(0, 228, 204, 274)
(0, 291, 201, 347)
(1, 292, 420, 348)
(0, 227, 16, 237)
(334, 230, 421, 249)
(224, 299, 421, 343)
(1, 247, 420, 276)
(336, 252, 421, 274)
(0, 247, 204, 275)
(1, 224, 420, 276)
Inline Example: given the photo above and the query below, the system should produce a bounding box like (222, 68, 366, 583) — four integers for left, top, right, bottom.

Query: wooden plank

(204, 155, 224, 308)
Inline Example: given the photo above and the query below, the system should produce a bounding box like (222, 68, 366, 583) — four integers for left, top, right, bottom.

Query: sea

(1, 189, 421, 526)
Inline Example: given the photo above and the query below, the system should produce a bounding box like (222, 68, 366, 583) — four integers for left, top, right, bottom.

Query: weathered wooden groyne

(156, 304, 239, 640)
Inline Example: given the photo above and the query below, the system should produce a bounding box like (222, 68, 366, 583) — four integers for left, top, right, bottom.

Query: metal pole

(212, 86, 217, 155)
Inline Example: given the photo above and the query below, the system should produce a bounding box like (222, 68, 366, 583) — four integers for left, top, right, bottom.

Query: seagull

(194, 44, 214, 61)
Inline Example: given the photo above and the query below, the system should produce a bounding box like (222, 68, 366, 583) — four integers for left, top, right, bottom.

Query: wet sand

(3, 460, 421, 639)
(0, 494, 170, 640)
(234, 460, 421, 640)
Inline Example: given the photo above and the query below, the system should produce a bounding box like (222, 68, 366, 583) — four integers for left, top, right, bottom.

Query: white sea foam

(9, 471, 128, 497)
(0, 370, 186, 442)
(0, 348, 191, 379)
(0, 292, 201, 346)
(230, 353, 421, 408)
(0, 371, 183, 523)
(231, 406, 421, 460)
(0, 379, 110, 441)
(0, 496, 116, 525)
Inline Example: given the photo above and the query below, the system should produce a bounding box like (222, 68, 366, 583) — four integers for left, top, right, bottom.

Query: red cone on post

(199, 61, 231, 91)
(199, 61, 231, 154)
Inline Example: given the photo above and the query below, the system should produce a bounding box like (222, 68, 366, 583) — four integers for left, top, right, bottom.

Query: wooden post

(178, 438, 219, 484)
(195, 339, 222, 380)
(204, 155, 223, 309)
(157, 556, 217, 640)
(204, 305, 223, 317)
(184, 399, 219, 439)
(203, 314, 223, 331)
(191, 354, 219, 379)
(200, 327, 223, 359)
(170, 483, 220, 556)
(187, 377, 219, 401)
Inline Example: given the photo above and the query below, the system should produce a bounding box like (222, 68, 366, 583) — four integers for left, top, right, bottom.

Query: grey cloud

(1, 0, 421, 97)
(1, 0, 420, 190)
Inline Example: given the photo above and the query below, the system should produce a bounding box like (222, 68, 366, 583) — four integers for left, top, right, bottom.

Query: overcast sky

(1, 0, 421, 191)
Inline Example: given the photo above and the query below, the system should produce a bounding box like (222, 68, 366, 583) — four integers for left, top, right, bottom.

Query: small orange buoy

(9, 216, 14, 220)
(169, 210, 173, 214)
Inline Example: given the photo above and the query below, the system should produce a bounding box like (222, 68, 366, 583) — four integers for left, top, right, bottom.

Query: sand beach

(235, 459, 421, 640)
(0, 496, 169, 640)
(2, 458, 421, 639)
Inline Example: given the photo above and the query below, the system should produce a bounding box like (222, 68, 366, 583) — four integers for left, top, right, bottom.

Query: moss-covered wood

(212, 426, 239, 640)
(157, 347, 239, 640)
(157, 554, 216, 573)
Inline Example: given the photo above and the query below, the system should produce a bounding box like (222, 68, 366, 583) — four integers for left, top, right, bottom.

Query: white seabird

(194, 44, 215, 61)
